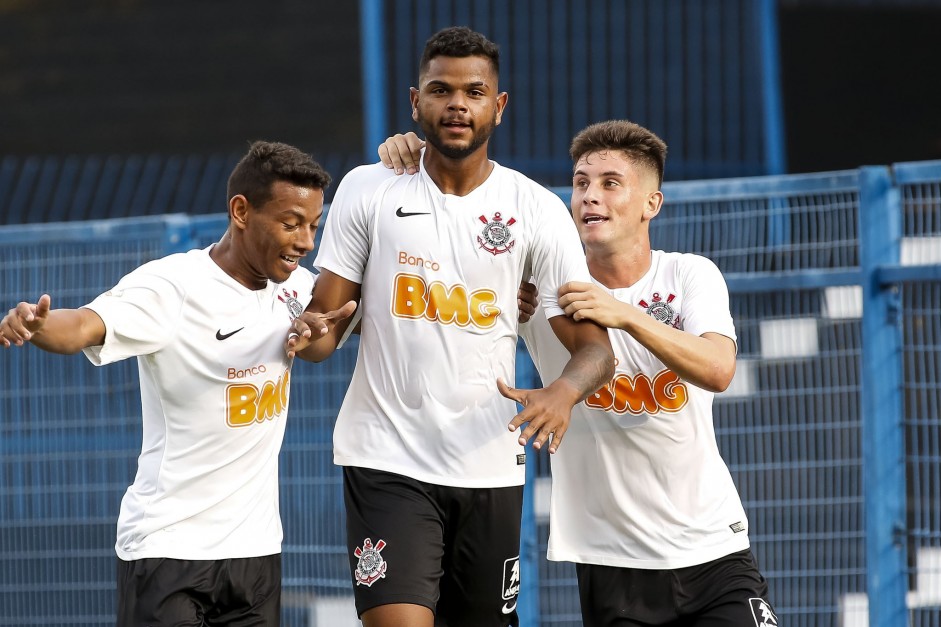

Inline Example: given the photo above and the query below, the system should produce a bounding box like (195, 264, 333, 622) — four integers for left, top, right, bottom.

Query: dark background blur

(1, 0, 939, 180)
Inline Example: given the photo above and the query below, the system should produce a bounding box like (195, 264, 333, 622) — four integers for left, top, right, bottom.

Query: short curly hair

(570, 120, 668, 187)
(418, 26, 500, 79)
(227, 141, 331, 208)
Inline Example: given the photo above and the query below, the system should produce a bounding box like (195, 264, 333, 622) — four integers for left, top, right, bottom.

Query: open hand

(498, 377, 577, 454)
(285, 300, 357, 358)
(0, 294, 52, 348)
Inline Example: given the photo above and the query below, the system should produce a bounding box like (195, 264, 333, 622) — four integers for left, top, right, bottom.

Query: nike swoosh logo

(215, 327, 244, 340)
(395, 207, 430, 217)
(501, 601, 517, 615)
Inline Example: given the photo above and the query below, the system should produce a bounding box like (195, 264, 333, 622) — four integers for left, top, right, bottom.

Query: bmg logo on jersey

(225, 368, 290, 427)
(586, 368, 688, 415)
(391, 272, 500, 328)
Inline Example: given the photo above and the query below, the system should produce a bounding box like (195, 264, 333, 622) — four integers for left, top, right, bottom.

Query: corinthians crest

(477, 212, 517, 256)
(277, 288, 304, 320)
(638, 292, 680, 328)
(353, 538, 388, 587)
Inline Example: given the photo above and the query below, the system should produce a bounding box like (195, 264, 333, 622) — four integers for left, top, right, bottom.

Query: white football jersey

(521, 250, 750, 569)
(314, 160, 591, 487)
(83, 246, 314, 561)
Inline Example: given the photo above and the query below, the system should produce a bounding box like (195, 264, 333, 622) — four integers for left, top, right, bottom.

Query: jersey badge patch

(501, 556, 520, 614)
(477, 212, 517, 256)
(278, 289, 304, 320)
(749, 597, 778, 626)
(353, 537, 388, 587)
(638, 292, 679, 328)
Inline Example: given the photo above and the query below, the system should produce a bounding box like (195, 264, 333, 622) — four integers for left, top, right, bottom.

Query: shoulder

(493, 164, 567, 210)
(337, 162, 398, 190)
(130, 249, 205, 281)
(655, 251, 726, 286)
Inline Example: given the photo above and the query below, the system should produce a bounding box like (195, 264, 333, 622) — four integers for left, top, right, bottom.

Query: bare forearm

(294, 331, 343, 363)
(556, 341, 616, 403)
(621, 313, 734, 392)
(30, 309, 105, 354)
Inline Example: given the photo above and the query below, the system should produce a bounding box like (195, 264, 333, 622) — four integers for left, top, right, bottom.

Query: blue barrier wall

(1, 161, 940, 626)
(360, 0, 785, 185)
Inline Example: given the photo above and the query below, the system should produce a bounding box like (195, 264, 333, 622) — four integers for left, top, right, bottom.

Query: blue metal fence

(0, 152, 363, 227)
(2, 161, 941, 626)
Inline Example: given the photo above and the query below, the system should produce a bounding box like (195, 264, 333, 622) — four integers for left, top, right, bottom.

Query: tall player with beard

(0, 141, 352, 626)
(287, 27, 614, 627)
(380, 121, 779, 626)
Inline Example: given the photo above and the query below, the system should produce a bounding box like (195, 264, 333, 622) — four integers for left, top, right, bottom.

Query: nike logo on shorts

(501, 601, 517, 615)
(215, 327, 244, 340)
(395, 207, 430, 217)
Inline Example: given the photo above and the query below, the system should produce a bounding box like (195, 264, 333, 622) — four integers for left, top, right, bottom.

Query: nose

(581, 181, 602, 205)
(296, 225, 316, 254)
(447, 93, 468, 112)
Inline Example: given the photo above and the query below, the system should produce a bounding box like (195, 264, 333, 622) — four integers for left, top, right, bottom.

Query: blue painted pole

(758, 0, 789, 250)
(360, 0, 388, 161)
(859, 166, 907, 627)
(758, 0, 785, 175)
(519, 443, 540, 627)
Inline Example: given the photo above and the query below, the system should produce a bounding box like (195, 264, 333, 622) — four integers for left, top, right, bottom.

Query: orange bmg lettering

(226, 369, 291, 427)
(391, 273, 500, 329)
(585, 369, 688, 415)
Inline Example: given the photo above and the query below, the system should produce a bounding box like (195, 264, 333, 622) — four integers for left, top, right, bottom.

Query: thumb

(338, 300, 357, 320)
(496, 378, 525, 404)
(36, 294, 52, 318)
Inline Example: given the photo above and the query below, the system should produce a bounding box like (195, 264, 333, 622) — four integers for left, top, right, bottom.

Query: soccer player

(380, 120, 778, 626)
(0, 141, 353, 626)
(287, 27, 614, 627)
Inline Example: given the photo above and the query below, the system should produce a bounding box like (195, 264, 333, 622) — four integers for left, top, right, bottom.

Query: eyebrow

(425, 79, 489, 90)
(573, 169, 626, 178)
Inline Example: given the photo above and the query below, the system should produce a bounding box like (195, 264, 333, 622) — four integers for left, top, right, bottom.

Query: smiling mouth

(281, 255, 300, 264)
(583, 216, 608, 225)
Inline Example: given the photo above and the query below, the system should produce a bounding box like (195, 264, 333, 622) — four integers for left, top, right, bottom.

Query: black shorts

(575, 549, 778, 627)
(343, 466, 523, 627)
(116, 554, 281, 627)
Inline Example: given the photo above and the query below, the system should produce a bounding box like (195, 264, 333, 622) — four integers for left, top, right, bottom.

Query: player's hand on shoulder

(284, 301, 358, 358)
(558, 281, 627, 329)
(517, 281, 537, 324)
(0, 294, 51, 348)
(378, 133, 425, 175)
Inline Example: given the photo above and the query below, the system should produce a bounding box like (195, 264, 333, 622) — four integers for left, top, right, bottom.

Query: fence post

(360, 0, 387, 161)
(858, 166, 907, 626)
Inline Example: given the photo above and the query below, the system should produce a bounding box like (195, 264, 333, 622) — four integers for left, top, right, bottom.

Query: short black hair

(418, 26, 500, 79)
(570, 120, 668, 188)
(227, 141, 331, 208)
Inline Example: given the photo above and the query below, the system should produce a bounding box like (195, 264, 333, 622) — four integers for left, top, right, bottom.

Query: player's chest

(178, 285, 303, 361)
(373, 201, 530, 282)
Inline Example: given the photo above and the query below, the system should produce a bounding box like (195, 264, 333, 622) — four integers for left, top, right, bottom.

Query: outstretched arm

(500, 316, 613, 453)
(559, 281, 736, 392)
(0, 294, 106, 354)
(286, 270, 361, 362)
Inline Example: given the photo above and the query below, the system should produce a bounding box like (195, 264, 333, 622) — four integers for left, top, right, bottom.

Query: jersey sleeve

(81, 261, 186, 365)
(528, 188, 592, 319)
(678, 254, 737, 344)
(314, 163, 393, 284)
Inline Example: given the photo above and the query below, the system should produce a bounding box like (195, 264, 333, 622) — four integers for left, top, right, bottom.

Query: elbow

(704, 359, 736, 393)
